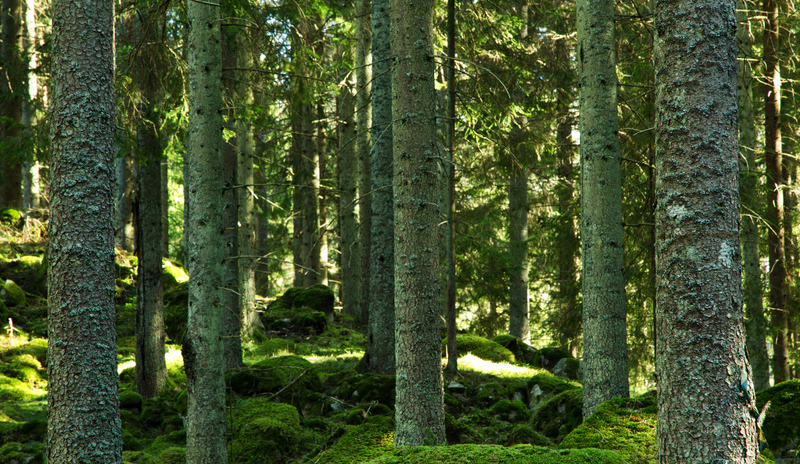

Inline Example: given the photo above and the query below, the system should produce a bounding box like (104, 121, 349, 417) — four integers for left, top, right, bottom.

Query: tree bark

(443, 0, 457, 375)
(1, 0, 23, 208)
(21, 0, 39, 211)
(508, 157, 530, 342)
(577, 0, 629, 419)
(654, 0, 757, 459)
(763, 0, 788, 385)
(392, 0, 446, 445)
(366, 0, 395, 374)
(185, 0, 228, 459)
(737, 0, 769, 391)
(356, 0, 372, 324)
(47, 0, 122, 459)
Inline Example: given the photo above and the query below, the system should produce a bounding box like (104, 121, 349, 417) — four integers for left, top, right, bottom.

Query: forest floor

(0, 211, 794, 463)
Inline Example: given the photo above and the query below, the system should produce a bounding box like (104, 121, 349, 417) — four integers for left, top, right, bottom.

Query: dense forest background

(1, 0, 800, 460)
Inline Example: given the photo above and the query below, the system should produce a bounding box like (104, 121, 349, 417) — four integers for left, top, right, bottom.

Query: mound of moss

(533, 346, 573, 371)
(333, 373, 396, 408)
(228, 355, 321, 406)
(757, 379, 800, 461)
(261, 285, 336, 334)
(163, 283, 188, 344)
(0, 441, 44, 464)
(493, 334, 538, 365)
(314, 415, 395, 463)
(368, 444, 627, 463)
(531, 388, 584, 444)
(560, 396, 656, 463)
(527, 371, 582, 411)
(442, 334, 515, 364)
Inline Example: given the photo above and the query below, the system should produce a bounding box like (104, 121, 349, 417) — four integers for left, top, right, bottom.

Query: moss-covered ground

(0, 213, 792, 463)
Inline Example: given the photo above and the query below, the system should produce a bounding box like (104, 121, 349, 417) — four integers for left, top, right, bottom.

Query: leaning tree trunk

(185, 0, 228, 459)
(577, 0, 629, 419)
(47, 0, 122, 459)
(654, 0, 758, 459)
(392, 0, 446, 445)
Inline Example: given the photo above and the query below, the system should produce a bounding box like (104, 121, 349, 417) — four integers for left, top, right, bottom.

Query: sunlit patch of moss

(0, 373, 46, 402)
(313, 415, 395, 463)
(457, 353, 543, 380)
(368, 444, 627, 463)
(442, 334, 515, 364)
(560, 396, 656, 463)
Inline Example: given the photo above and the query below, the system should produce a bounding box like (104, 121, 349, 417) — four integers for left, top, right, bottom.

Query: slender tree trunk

(366, 0, 395, 374)
(763, 0, 788, 385)
(185, 0, 228, 459)
(356, 0, 372, 324)
(392, 0, 445, 444)
(737, 0, 769, 391)
(577, 0, 629, 418)
(508, 157, 530, 342)
(1, 0, 23, 208)
(654, 0, 757, 459)
(47, 0, 122, 459)
(444, 0, 457, 374)
(222, 138, 242, 369)
(339, 48, 361, 320)
(116, 152, 136, 251)
(21, 0, 39, 211)
(161, 162, 169, 257)
(317, 103, 329, 286)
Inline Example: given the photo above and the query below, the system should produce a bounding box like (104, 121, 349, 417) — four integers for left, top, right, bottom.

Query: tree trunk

(508, 158, 530, 342)
(444, 0, 457, 375)
(392, 0, 446, 445)
(1, 0, 23, 208)
(185, 0, 228, 459)
(763, 0, 788, 385)
(654, 0, 757, 459)
(161, 162, 169, 257)
(577, 0, 629, 419)
(338, 49, 361, 321)
(366, 0, 395, 374)
(737, 0, 769, 391)
(356, 0, 372, 324)
(47, 0, 122, 459)
(317, 103, 329, 286)
(222, 138, 242, 369)
(21, 0, 39, 211)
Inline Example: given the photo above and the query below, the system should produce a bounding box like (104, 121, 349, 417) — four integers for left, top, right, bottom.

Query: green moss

(228, 355, 321, 406)
(261, 285, 337, 334)
(489, 399, 530, 423)
(0, 374, 45, 402)
(314, 415, 395, 463)
(493, 334, 538, 365)
(292, 284, 335, 314)
(442, 334, 515, 363)
(0, 419, 47, 445)
(367, 444, 627, 463)
(163, 284, 188, 344)
(0, 208, 23, 226)
(1, 279, 27, 307)
(757, 379, 800, 458)
(0, 441, 44, 463)
(531, 388, 584, 443)
(229, 398, 305, 464)
(254, 338, 297, 356)
(505, 424, 553, 447)
(120, 390, 144, 411)
(342, 402, 393, 425)
(334, 373, 396, 408)
(553, 358, 582, 380)
(533, 347, 573, 371)
(527, 371, 582, 411)
(560, 396, 656, 463)
(162, 259, 188, 289)
(156, 447, 186, 464)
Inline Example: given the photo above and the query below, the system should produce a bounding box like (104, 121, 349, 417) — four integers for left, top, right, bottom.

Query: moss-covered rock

(489, 399, 531, 423)
(139, 397, 182, 432)
(342, 402, 393, 425)
(552, 357, 582, 381)
(493, 334, 538, 365)
(757, 379, 800, 462)
(531, 388, 584, 444)
(0, 208, 23, 226)
(228, 355, 321, 406)
(334, 373, 396, 408)
(261, 285, 336, 333)
(1, 279, 27, 307)
(0, 441, 44, 464)
(527, 371, 581, 412)
(505, 424, 553, 447)
(229, 398, 306, 464)
(560, 396, 656, 463)
(120, 390, 144, 412)
(533, 346, 573, 371)
(314, 415, 395, 463)
(253, 338, 297, 356)
(442, 334, 515, 364)
(367, 444, 627, 463)
(162, 259, 188, 289)
(163, 283, 188, 344)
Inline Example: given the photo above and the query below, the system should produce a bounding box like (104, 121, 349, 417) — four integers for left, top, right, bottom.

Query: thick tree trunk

(185, 0, 228, 459)
(47, 0, 122, 459)
(654, 0, 757, 459)
(763, 0, 788, 385)
(392, 0, 446, 445)
(577, 0, 629, 419)
(356, 0, 372, 324)
(366, 0, 395, 374)
(1, 0, 23, 208)
(737, 0, 769, 391)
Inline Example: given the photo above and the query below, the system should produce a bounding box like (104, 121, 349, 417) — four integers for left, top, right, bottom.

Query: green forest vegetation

(1, 0, 800, 459)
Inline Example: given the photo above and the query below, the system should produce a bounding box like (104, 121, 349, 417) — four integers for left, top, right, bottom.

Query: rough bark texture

(577, 0, 629, 419)
(763, 0, 788, 385)
(185, 0, 228, 459)
(1, 0, 23, 208)
(444, 0, 457, 374)
(737, 0, 769, 392)
(654, 0, 757, 460)
(356, 0, 372, 324)
(508, 160, 530, 342)
(339, 54, 361, 321)
(133, 2, 167, 401)
(47, 0, 122, 459)
(392, 0, 446, 445)
(366, 0, 395, 374)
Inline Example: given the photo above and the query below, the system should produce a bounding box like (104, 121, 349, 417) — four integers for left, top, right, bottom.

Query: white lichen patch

(717, 240, 735, 268)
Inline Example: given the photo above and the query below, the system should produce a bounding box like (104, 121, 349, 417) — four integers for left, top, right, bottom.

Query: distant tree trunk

(508, 155, 530, 343)
(366, 0, 395, 374)
(654, 0, 758, 459)
(444, 0, 457, 375)
(1, 0, 23, 208)
(47, 0, 122, 459)
(763, 0, 788, 385)
(317, 103, 329, 286)
(577, 0, 629, 418)
(185, 0, 228, 459)
(116, 152, 136, 251)
(222, 138, 241, 369)
(21, 0, 39, 211)
(339, 50, 361, 321)
(356, 0, 372, 324)
(737, 0, 769, 391)
(392, 0, 445, 445)
(161, 163, 169, 257)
